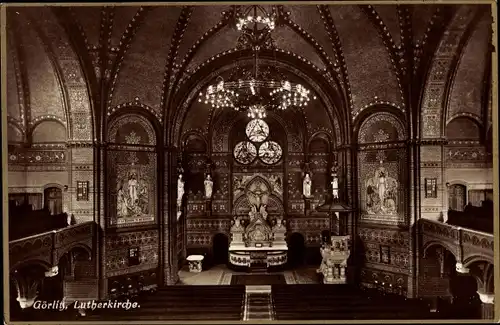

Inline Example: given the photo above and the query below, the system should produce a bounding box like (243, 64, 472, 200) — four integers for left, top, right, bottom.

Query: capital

(455, 262, 469, 274)
(477, 291, 494, 304)
(17, 296, 36, 309)
(45, 266, 59, 277)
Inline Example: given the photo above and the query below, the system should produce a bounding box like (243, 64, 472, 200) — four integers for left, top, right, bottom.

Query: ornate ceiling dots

(421, 6, 478, 138)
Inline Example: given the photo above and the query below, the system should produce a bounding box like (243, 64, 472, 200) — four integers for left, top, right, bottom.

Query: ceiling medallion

(198, 5, 316, 116)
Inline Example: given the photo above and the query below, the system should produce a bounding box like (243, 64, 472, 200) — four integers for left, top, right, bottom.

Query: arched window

(44, 187, 63, 215)
(448, 184, 466, 211)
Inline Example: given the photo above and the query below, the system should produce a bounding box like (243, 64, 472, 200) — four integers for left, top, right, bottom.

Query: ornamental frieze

(446, 147, 491, 161)
(8, 150, 66, 164)
(186, 219, 231, 231)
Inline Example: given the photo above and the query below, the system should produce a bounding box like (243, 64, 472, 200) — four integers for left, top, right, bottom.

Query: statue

(331, 174, 339, 200)
(249, 205, 258, 221)
(204, 174, 213, 199)
(177, 174, 185, 206)
(259, 204, 268, 220)
(303, 173, 312, 198)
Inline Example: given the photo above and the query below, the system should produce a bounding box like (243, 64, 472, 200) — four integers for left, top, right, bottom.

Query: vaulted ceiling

(5, 4, 493, 145)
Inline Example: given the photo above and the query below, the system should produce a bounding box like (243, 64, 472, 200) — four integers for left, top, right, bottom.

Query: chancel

(4, 2, 496, 323)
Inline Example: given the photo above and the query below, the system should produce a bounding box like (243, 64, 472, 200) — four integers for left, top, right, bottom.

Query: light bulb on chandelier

(197, 5, 316, 116)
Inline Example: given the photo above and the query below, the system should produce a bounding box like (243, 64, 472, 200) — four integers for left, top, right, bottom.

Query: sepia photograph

(2, 1, 498, 323)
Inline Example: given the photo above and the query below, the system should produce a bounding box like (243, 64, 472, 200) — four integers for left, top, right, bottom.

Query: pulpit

(317, 235, 351, 284)
(229, 205, 288, 271)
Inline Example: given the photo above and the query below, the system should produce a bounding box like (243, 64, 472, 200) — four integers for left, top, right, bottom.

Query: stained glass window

(234, 141, 257, 164)
(234, 119, 282, 165)
(259, 141, 282, 164)
(245, 119, 269, 142)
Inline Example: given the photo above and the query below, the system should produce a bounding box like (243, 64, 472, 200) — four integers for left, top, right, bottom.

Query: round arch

(167, 50, 349, 147)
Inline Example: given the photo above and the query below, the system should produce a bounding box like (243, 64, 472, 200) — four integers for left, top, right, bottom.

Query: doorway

(287, 232, 305, 268)
(448, 184, 466, 211)
(212, 233, 229, 266)
(44, 187, 63, 215)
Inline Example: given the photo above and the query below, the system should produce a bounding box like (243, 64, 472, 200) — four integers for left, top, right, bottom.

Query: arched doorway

(212, 233, 229, 266)
(448, 184, 466, 211)
(44, 187, 63, 215)
(287, 232, 305, 268)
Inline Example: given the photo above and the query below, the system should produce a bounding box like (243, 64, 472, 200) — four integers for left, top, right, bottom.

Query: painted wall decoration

(108, 151, 157, 227)
(107, 114, 157, 228)
(232, 174, 284, 216)
(357, 112, 406, 225)
(364, 164, 399, 216)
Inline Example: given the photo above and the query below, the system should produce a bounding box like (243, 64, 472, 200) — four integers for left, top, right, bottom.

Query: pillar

(477, 291, 494, 319)
(162, 148, 179, 285)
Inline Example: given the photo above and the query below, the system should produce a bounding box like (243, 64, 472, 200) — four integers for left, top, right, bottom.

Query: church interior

(4, 3, 497, 322)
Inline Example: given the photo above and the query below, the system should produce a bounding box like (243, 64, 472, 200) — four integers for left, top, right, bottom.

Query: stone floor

(178, 264, 320, 285)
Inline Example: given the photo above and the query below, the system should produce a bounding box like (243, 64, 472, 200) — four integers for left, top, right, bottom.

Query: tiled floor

(178, 264, 320, 285)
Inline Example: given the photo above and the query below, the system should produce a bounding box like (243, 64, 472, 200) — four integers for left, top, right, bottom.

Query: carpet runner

(231, 274, 286, 285)
(244, 285, 274, 321)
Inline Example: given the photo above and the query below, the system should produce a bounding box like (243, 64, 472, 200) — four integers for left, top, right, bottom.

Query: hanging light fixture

(198, 5, 316, 116)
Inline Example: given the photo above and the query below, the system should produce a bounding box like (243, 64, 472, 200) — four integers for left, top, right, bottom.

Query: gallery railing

(419, 218, 493, 267)
(9, 221, 96, 271)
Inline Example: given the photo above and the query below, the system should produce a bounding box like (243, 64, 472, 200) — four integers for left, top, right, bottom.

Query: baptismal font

(317, 235, 351, 284)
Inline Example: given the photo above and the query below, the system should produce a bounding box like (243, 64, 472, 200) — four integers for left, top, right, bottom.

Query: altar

(228, 205, 288, 271)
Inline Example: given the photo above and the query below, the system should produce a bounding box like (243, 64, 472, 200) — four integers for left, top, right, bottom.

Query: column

(162, 148, 179, 285)
(477, 291, 494, 319)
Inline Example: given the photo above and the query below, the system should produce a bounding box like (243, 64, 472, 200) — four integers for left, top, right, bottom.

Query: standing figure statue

(177, 174, 185, 206)
(204, 174, 213, 199)
(303, 173, 312, 198)
(331, 173, 339, 200)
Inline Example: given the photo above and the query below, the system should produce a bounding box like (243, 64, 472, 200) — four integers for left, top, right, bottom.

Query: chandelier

(198, 5, 316, 115)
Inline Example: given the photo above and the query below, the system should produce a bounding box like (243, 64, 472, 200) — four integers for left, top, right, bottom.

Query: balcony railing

(419, 218, 493, 266)
(9, 221, 96, 271)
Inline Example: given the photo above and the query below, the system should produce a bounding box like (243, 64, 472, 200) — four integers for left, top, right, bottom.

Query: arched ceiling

(5, 4, 493, 145)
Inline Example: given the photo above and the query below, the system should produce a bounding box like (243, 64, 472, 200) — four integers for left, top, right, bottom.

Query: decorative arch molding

(42, 183, 65, 191)
(233, 193, 285, 216)
(8, 122, 26, 143)
(10, 259, 53, 273)
(420, 6, 482, 139)
(108, 101, 162, 124)
(463, 256, 494, 268)
(421, 241, 458, 261)
(446, 113, 482, 126)
(181, 131, 208, 152)
(59, 243, 92, 261)
(355, 110, 406, 144)
(308, 130, 334, 152)
(107, 112, 158, 146)
(168, 49, 349, 147)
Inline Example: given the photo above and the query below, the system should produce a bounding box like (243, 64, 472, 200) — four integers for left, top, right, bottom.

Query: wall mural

(357, 112, 406, 225)
(107, 114, 157, 228)
(365, 165, 398, 216)
(108, 151, 156, 227)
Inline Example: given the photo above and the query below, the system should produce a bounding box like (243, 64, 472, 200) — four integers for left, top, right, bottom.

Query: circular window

(234, 141, 257, 164)
(245, 119, 269, 143)
(258, 141, 283, 164)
